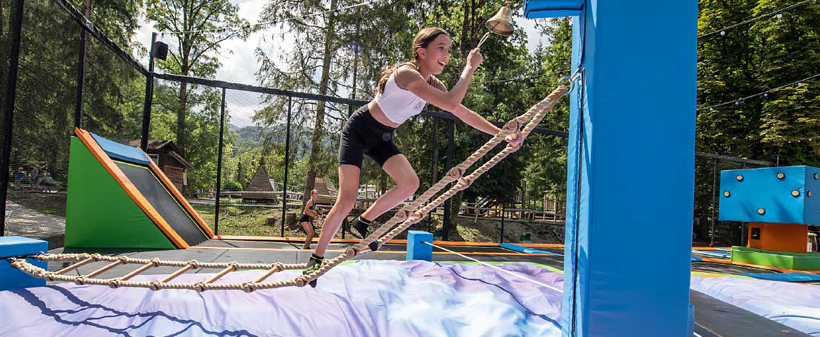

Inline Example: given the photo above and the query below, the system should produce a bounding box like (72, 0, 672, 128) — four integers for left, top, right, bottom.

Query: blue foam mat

(89, 132, 151, 166)
(499, 243, 559, 255)
(692, 250, 730, 259)
(740, 272, 820, 282)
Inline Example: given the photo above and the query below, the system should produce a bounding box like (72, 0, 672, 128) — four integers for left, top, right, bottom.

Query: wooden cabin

(127, 140, 192, 192)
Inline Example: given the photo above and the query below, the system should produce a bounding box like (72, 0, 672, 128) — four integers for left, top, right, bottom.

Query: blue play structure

(524, 1, 697, 337)
(719, 166, 820, 225)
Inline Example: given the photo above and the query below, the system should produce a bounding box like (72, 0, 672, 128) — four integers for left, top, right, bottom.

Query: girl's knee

(334, 196, 357, 213)
(399, 175, 420, 195)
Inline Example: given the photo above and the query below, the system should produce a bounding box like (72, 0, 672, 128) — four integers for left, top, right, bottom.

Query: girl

(298, 189, 320, 250)
(304, 27, 521, 286)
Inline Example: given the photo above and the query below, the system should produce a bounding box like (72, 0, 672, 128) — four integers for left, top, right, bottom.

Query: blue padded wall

(539, 1, 698, 337)
(719, 166, 820, 225)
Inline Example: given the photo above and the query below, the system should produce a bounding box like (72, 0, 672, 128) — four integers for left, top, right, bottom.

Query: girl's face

(311, 191, 318, 199)
(417, 34, 451, 75)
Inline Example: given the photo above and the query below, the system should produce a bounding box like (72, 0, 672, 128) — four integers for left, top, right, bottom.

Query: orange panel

(748, 222, 808, 253)
(74, 128, 188, 248)
(147, 160, 215, 238)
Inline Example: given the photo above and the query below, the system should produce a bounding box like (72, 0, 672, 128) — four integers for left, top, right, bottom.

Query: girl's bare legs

(313, 164, 361, 257)
(360, 155, 419, 221)
(300, 222, 315, 249)
(352, 155, 419, 251)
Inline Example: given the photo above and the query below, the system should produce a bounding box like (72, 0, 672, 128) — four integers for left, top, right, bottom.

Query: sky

(135, 1, 549, 127)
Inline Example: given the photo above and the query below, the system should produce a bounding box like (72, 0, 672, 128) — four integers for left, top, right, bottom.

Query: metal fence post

(428, 118, 438, 233)
(710, 158, 718, 246)
(73, 0, 90, 129)
(0, 0, 26, 236)
(442, 120, 455, 240)
(214, 88, 227, 236)
(500, 201, 506, 243)
(281, 97, 292, 236)
(341, 104, 353, 239)
(140, 32, 157, 151)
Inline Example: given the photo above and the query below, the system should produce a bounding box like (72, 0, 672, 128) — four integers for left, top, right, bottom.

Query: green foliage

(694, 0, 820, 238)
(222, 181, 242, 191)
(3, 0, 146, 185)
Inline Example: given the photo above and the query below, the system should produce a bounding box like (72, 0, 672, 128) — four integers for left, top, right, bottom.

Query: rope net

(10, 84, 569, 292)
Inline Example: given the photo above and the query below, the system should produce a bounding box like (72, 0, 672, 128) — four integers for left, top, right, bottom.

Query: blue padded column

(406, 230, 433, 261)
(554, 1, 698, 337)
(0, 236, 48, 290)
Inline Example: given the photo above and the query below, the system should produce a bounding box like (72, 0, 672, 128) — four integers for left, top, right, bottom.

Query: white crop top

(375, 72, 428, 124)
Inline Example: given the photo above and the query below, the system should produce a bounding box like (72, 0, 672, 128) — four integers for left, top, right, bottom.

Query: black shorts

(298, 214, 315, 232)
(339, 105, 400, 168)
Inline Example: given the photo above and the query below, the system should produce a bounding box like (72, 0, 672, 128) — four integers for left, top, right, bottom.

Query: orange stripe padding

(691, 246, 733, 251)
(215, 235, 564, 248)
(147, 160, 215, 238)
(74, 128, 188, 249)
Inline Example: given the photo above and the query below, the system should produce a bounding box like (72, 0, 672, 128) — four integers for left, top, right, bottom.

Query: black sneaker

(352, 217, 369, 238)
(302, 254, 323, 288)
(352, 217, 379, 252)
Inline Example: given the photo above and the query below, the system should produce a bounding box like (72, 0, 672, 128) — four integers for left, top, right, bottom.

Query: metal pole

(342, 103, 352, 239)
(214, 88, 226, 236)
(710, 159, 718, 246)
(140, 32, 157, 151)
(0, 0, 25, 236)
(500, 164, 507, 243)
(281, 97, 292, 237)
(428, 117, 438, 233)
(500, 201, 506, 243)
(73, 0, 91, 129)
(442, 120, 455, 240)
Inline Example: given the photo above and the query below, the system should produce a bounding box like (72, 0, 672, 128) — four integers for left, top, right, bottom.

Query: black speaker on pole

(152, 41, 169, 60)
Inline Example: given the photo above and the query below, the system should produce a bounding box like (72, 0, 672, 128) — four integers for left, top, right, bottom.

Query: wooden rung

(119, 262, 155, 281)
(84, 260, 123, 278)
(54, 257, 94, 275)
(160, 265, 194, 283)
(205, 265, 235, 284)
(253, 266, 281, 283)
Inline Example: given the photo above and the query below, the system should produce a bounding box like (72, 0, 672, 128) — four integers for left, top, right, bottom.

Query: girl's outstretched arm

(452, 104, 500, 135)
(453, 105, 522, 147)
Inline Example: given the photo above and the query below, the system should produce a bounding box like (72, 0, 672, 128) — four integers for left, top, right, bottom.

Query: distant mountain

(227, 123, 336, 160)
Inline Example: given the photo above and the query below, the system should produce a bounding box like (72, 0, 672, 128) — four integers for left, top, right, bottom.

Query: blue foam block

(523, 0, 584, 18)
(741, 272, 820, 283)
(0, 236, 47, 290)
(499, 243, 558, 255)
(90, 132, 151, 166)
(406, 231, 433, 262)
(719, 165, 820, 225)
